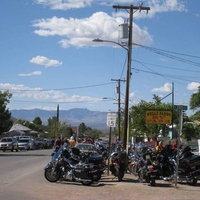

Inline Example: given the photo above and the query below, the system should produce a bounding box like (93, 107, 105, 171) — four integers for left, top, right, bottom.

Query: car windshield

(36, 138, 43, 141)
(1, 138, 12, 142)
(77, 145, 95, 151)
(18, 139, 29, 143)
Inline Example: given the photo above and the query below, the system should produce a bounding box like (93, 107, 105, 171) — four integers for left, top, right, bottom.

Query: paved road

(0, 149, 200, 200)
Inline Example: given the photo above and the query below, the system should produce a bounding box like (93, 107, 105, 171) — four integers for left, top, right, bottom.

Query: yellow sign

(146, 110, 172, 124)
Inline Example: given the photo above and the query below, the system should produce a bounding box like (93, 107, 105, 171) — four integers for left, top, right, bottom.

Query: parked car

(75, 143, 97, 154)
(35, 137, 48, 149)
(44, 138, 53, 149)
(0, 137, 19, 152)
(17, 138, 35, 150)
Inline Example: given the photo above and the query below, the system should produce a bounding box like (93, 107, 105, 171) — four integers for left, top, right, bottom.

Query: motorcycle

(44, 145, 104, 186)
(176, 145, 200, 185)
(154, 148, 175, 181)
(109, 146, 128, 181)
(128, 142, 157, 186)
(155, 145, 200, 185)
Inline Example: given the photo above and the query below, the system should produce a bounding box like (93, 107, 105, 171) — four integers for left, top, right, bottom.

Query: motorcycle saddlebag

(88, 153, 103, 165)
(73, 166, 90, 179)
(179, 155, 200, 168)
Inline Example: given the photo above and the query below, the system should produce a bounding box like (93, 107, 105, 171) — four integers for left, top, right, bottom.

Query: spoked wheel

(44, 169, 60, 182)
(149, 178, 156, 186)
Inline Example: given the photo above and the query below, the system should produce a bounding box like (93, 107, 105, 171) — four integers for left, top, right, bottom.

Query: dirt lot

(79, 172, 200, 200)
(40, 172, 200, 200)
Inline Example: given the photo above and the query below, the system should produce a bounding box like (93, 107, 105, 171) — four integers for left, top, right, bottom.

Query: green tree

(182, 123, 195, 141)
(190, 86, 200, 110)
(0, 90, 13, 135)
(47, 116, 70, 138)
(33, 117, 42, 125)
(129, 95, 175, 141)
(79, 122, 87, 135)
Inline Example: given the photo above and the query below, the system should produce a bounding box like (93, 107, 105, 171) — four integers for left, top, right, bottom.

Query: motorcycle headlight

(145, 154, 150, 160)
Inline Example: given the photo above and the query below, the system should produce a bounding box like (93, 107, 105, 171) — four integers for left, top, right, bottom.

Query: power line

(0, 82, 115, 92)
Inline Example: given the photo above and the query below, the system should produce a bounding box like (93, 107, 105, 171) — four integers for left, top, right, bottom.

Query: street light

(92, 38, 128, 51)
(93, 37, 132, 150)
(102, 97, 121, 140)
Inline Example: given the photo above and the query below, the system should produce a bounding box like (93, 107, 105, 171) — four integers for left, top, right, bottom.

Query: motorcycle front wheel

(44, 169, 60, 182)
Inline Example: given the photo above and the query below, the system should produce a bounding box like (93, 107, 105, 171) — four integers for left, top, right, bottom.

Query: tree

(128, 95, 176, 141)
(190, 86, 200, 110)
(79, 122, 87, 135)
(33, 117, 42, 125)
(182, 123, 195, 141)
(0, 90, 13, 135)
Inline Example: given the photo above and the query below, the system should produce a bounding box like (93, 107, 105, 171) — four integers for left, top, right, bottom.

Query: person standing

(54, 136, 62, 148)
(68, 136, 76, 147)
(166, 140, 172, 150)
(156, 141, 165, 153)
(172, 139, 178, 149)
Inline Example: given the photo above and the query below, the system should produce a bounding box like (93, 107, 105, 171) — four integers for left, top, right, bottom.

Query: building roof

(9, 124, 32, 132)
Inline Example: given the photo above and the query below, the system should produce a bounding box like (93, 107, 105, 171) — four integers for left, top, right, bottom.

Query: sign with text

(145, 110, 172, 125)
(174, 105, 188, 110)
(107, 112, 117, 127)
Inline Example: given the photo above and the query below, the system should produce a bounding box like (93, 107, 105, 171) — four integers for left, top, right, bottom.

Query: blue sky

(1, 0, 200, 116)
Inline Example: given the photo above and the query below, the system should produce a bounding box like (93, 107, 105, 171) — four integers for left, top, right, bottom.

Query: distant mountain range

(10, 108, 108, 131)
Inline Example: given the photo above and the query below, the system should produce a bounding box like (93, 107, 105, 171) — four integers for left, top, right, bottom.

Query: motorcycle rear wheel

(81, 181, 93, 186)
(187, 178, 198, 186)
(149, 178, 156, 186)
(118, 171, 124, 181)
(44, 169, 60, 182)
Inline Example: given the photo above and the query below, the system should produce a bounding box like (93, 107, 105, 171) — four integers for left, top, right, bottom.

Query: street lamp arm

(92, 38, 128, 51)
(102, 97, 117, 101)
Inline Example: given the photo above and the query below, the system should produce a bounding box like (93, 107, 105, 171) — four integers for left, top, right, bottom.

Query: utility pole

(111, 78, 125, 141)
(113, 4, 150, 149)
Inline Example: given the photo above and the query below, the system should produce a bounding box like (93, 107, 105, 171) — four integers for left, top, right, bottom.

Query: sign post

(106, 112, 117, 175)
(174, 105, 187, 188)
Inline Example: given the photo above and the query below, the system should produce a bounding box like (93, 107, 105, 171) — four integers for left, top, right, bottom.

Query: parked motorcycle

(154, 148, 175, 181)
(109, 146, 128, 181)
(176, 145, 200, 185)
(128, 142, 157, 186)
(44, 145, 104, 186)
(155, 145, 200, 185)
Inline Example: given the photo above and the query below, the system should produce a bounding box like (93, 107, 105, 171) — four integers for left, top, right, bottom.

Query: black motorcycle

(109, 147, 128, 181)
(44, 146, 104, 186)
(155, 148, 175, 181)
(156, 145, 200, 185)
(128, 143, 157, 186)
(176, 145, 200, 185)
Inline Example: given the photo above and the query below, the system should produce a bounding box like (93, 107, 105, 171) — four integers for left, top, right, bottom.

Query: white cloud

(0, 83, 101, 104)
(151, 83, 172, 92)
(29, 56, 62, 68)
(35, 0, 186, 14)
(35, 0, 92, 10)
(33, 12, 153, 48)
(18, 71, 42, 77)
(187, 82, 200, 90)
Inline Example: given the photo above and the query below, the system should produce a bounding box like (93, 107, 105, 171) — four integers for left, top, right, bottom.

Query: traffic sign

(174, 105, 188, 110)
(107, 112, 117, 127)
